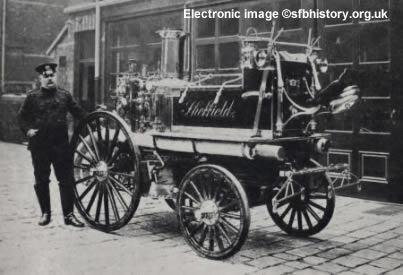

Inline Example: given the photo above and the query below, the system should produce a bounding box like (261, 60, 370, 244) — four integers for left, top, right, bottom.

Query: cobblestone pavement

(1, 141, 403, 275)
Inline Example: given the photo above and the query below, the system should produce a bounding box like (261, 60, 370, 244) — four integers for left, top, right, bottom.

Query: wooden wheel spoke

(103, 184, 110, 225)
(108, 175, 133, 196)
(213, 180, 222, 201)
(197, 224, 208, 246)
(297, 210, 303, 231)
(109, 171, 135, 179)
(189, 181, 204, 202)
(208, 227, 214, 251)
(95, 184, 104, 222)
(86, 124, 100, 161)
(220, 212, 241, 220)
(276, 199, 289, 209)
(184, 192, 201, 206)
(181, 205, 199, 211)
(85, 183, 100, 213)
(302, 209, 313, 230)
(189, 222, 204, 237)
(95, 118, 103, 143)
(310, 193, 328, 200)
(306, 205, 321, 222)
(78, 179, 97, 201)
(108, 179, 129, 212)
(280, 204, 292, 219)
(219, 200, 238, 212)
(220, 217, 239, 235)
(104, 119, 110, 157)
(75, 175, 95, 185)
(74, 164, 92, 170)
(105, 183, 120, 222)
(217, 223, 232, 245)
(75, 149, 96, 165)
(214, 226, 225, 251)
(288, 209, 296, 227)
(309, 200, 326, 212)
(79, 135, 98, 162)
(108, 126, 120, 162)
(108, 147, 121, 166)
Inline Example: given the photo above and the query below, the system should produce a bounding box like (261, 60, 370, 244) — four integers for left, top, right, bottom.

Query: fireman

(17, 63, 86, 227)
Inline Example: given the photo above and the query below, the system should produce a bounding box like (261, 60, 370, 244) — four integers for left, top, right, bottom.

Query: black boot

(38, 213, 51, 226)
(34, 184, 51, 226)
(64, 213, 84, 227)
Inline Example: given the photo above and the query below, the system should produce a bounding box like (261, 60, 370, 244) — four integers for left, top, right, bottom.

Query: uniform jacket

(17, 87, 87, 151)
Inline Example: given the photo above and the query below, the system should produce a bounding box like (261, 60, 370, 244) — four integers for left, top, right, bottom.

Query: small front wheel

(267, 173, 335, 237)
(177, 164, 250, 259)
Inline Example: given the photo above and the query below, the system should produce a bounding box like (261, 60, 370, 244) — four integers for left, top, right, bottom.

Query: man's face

(39, 70, 57, 89)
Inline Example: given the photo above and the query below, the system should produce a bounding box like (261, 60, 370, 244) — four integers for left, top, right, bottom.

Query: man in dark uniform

(18, 63, 86, 227)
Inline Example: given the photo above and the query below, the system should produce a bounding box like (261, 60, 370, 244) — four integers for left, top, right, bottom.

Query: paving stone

(351, 249, 387, 260)
(313, 262, 348, 273)
(392, 226, 403, 234)
(352, 264, 387, 275)
(288, 247, 322, 257)
(369, 243, 400, 255)
(240, 248, 272, 259)
(370, 257, 403, 270)
(252, 265, 295, 275)
(337, 271, 362, 275)
(308, 241, 344, 251)
(355, 237, 384, 246)
(272, 252, 301, 261)
(382, 238, 403, 248)
(316, 248, 351, 260)
(347, 230, 376, 239)
(383, 265, 403, 275)
(332, 255, 370, 268)
(376, 231, 399, 240)
(284, 260, 310, 270)
(292, 268, 330, 275)
(247, 256, 285, 269)
(367, 223, 398, 233)
(303, 256, 328, 265)
(388, 251, 403, 260)
(342, 242, 370, 251)
(330, 236, 358, 244)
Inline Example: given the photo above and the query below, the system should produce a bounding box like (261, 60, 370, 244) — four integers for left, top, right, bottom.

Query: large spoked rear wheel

(177, 164, 250, 259)
(71, 111, 142, 232)
(267, 173, 335, 237)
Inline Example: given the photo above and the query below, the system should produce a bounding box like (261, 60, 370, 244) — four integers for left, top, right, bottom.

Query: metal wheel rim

(178, 164, 250, 259)
(71, 111, 141, 231)
(267, 174, 335, 236)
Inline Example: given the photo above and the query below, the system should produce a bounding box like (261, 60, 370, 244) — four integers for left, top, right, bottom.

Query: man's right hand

(27, 129, 38, 138)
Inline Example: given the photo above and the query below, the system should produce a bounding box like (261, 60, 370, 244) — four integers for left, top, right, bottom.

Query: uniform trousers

(30, 144, 75, 217)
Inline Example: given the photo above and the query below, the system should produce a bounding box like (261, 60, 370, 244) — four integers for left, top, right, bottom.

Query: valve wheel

(71, 111, 141, 232)
(177, 164, 250, 259)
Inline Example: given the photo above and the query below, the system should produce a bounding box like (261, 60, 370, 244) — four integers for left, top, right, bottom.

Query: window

(324, 27, 354, 64)
(324, 0, 353, 25)
(278, 0, 301, 30)
(107, 12, 182, 93)
(194, 8, 240, 71)
(59, 56, 67, 68)
(359, 23, 389, 63)
(359, 0, 390, 21)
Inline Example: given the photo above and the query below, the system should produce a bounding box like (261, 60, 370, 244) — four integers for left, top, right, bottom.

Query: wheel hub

(94, 161, 109, 182)
(195, 200, 219, 226)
